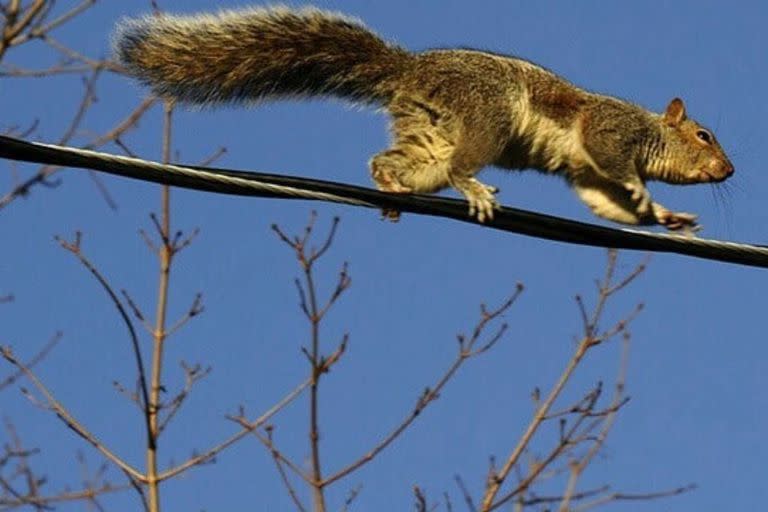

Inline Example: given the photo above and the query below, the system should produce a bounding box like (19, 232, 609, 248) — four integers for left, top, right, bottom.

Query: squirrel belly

(114, 6, 734, 229)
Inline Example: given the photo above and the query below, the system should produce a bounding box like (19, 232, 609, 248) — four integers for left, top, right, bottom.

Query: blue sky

(2, 1, 768, 510)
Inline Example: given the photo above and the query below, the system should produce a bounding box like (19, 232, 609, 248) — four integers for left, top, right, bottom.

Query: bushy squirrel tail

(113, 7, 411, 106)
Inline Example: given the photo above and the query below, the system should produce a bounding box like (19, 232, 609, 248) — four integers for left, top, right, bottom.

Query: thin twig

(571, 484, 696, 512)
(9, 0, 97, 46)
(557, 333, 631, 511)
(0, 98, 157, 211)
(158, 377, 310, 481)
(0, 331, 60, 391)
(0, 346, 144, 482)
(454, 475, 477, 512)
(263, 427, 308, 512)
(324, 287, 523, 487)
(55, 233, 152, 448)
(158, 361, 211, 434)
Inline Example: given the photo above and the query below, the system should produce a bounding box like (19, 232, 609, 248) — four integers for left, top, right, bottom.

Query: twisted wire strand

(2, 134, 767, 269)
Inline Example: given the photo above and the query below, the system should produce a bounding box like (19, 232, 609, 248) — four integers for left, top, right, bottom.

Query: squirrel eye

(696, 129, 713, 144)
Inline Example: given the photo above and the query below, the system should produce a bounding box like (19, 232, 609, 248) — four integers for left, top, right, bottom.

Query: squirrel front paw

(652, 203, 699, 232)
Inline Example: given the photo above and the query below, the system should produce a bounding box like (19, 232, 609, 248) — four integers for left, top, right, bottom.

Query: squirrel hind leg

(370, 145, 501, 223)
(370, 153, 414, 194)
(369, 150, 416, 223)
(370, 148, 449, 223)
(372, 98, 458, 195)
(370, 138, 454, 194)
(370, 108, 500, 223)
(369, 139, 454, 222)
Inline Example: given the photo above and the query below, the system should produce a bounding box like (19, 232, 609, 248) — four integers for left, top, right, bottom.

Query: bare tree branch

(482, 251, 647, 511)
(0, 331, 60, 392)
(0, 346, 144, 482)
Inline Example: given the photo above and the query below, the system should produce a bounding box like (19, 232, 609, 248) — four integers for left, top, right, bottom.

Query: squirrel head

(649, 98, 734, 184)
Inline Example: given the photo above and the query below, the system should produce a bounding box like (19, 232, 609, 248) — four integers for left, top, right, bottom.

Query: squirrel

(113, 6, 734, 229)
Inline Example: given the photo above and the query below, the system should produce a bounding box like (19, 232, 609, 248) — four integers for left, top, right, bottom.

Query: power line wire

(1, 134, 767, 269)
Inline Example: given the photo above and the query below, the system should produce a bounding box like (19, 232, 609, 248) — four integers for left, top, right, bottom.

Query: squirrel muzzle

(701, 158, 735, 183)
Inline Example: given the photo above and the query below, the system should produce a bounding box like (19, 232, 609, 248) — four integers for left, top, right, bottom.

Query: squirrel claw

(657, 211, 699, 232)
(459, 179, 500, 223)
(469, 200, 495, 223)
(380, 208, 402, 222)
(651, 202, 698, 232)
(467, 195, 500, 223)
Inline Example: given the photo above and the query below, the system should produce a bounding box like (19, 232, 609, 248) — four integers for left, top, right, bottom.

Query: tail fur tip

(111, 16, 155, 66)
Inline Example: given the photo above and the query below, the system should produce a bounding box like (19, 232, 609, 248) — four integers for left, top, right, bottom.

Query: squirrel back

(114, 7, 411, 105)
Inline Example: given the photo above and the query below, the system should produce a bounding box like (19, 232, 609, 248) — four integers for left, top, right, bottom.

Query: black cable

(1, 134, 767, 269)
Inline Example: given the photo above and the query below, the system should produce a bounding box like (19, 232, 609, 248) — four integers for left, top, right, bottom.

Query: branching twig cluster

(0, 400, 126, 510)
(0, 223, 314, 511)
(424, 251, 693, 512)
(3, 208, 691, 512)
(236, 213, 523, 512)
(0, 1, 102, 64)
(1, 108, 295, 512)
(0, 0, 158, 211)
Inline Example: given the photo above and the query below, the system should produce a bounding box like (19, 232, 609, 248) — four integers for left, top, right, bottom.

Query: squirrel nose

(713, 159, 734, 179)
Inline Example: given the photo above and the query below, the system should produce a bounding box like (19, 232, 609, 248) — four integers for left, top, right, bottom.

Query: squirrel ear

(663, 98, 687, 126)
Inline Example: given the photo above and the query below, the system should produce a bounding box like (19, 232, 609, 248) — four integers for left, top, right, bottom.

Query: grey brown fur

(114, 6, 734, 228)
